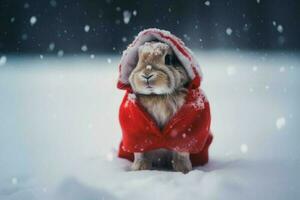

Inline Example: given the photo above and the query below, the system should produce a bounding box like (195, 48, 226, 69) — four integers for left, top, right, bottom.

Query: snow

(24, 3, 29, 9)
(139, 42, 168, 56)
(57, 50, 64, 57)
(226, 65, 236, 76)
(190, 90, 206, 110)
(123, 10, 131, 24)
(276, 117, 286, 130)
(277, 25, 284, 33)
(49, 43, 55, 51)
(106, 152, 114, 162)
(81, 45, 88, 52)
(84, 25, 90, 32)
(226, 27, 233, 36)
(11, 178, 18, 185)
(21, 33, 28, 41)
(0, 56, 7, 66)
(29, 16, 37, 26)
(49, 0, 57, 7)
(127, 93, 136, 102)
(265, 85, 270, 90)
(252, 65, 258, 72)
(240, 144, 248, 154)
(204, 1, 210, 6)
(0, 51, 300, 200)
(122, 37, 127, 42)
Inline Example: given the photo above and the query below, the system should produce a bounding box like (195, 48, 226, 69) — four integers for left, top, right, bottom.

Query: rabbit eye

(165, 54, 174, 65)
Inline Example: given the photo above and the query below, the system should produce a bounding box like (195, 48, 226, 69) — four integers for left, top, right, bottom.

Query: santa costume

(117, 28, 213, 167)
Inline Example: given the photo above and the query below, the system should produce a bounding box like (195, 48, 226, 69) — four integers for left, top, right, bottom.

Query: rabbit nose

(146, 65, 152, 70)
(142, 74, 154, 80)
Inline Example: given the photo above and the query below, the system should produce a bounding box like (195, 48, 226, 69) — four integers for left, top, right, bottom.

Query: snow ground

(0, 51, 299, 200)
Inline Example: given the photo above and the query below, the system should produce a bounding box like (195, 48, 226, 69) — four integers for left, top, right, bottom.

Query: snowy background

(1, 0, 300, 200)
(1, 52, 299, 200)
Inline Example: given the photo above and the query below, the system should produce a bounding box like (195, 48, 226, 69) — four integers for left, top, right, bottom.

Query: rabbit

(128, 41, 192, 173)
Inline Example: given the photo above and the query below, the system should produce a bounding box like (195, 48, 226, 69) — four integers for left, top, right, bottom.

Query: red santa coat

(117, 28, 213, 166)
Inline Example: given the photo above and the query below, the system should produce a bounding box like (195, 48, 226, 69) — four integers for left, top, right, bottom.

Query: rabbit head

(129, 41, 189, 95)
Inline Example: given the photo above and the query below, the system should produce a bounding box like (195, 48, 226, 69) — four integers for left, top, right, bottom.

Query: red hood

(117, 28, 203, 91)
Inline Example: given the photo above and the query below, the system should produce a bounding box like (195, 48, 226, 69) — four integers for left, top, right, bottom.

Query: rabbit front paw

(131, 159, 152, 171)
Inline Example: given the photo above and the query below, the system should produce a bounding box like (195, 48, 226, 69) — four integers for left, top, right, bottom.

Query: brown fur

(137, 89, 187, 129)
(128, 41, 192, 173)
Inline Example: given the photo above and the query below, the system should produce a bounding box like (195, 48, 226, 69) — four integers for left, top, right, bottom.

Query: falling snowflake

(252, 66, 258, 72)
(240, 144, 248, 153)
(279, 66, 285, 72)
(226, 27, 233, 36)
(265, 85, 270, 90)
(227, 66, 236, 76)
(30, 16, 37, 26)
(277, 25, 284, 33)
(49, 42, 55, 51)
(50, 0, 57, 7)
(90, 54, 95, 59)
(21, 33, 28, 40)
(57, 50, 64, 57)
(204, 1, 210, 6)
(107, 58, 112, 64)
(81, 45, 88, 52)
(0, 56, 7, 66)
(84, 25, 90, 32)
(40, 55, 44, 59)
(123, 10, 131, 24)
(182, 133, 187, 138)
(11, 177, 18, 185)
(133, 10, 137, 16)
(10, 17, 15, 23)
(276, 117, 286, 130)
(116, 6, 121, 12)
(24, 3, 30, 8)
(256, 0, 260, 4)
(122, 37, 127, 43)
(183, 34, 191, 41)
